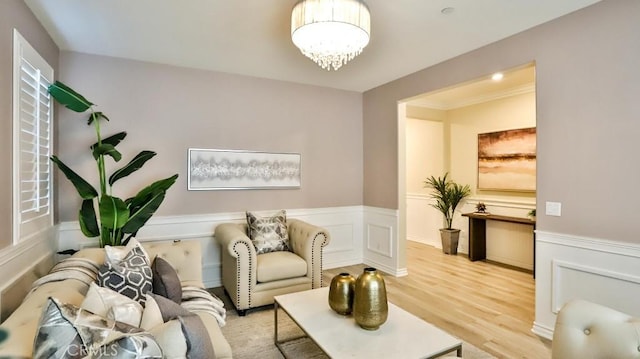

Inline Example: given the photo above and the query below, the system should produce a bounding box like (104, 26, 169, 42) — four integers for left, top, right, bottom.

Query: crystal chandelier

(291, 0, 371, 71)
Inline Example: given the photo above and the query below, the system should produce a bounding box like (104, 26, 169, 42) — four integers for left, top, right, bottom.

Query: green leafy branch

(424, 173, 471, 229)
(49, 81, 178, 247)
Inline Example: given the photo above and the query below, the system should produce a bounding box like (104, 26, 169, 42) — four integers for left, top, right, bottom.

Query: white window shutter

(12, 29, 54, 244)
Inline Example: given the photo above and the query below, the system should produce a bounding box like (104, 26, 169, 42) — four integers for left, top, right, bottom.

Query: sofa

(552, 299, 640, 358)
(0, 239, 232, 358)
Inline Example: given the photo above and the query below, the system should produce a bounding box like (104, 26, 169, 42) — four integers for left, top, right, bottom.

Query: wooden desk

(461, 213, 536, 275)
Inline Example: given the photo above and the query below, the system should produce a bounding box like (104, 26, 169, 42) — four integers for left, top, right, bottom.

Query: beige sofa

(216, 218, 330, 315)
(552, 299, 640, 358)
(0, 240, 232, 358)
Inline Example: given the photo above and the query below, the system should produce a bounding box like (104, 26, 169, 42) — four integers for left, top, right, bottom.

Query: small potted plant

(424, 173, 471, 255)
(475, 202, 488, 214)
(528, 209, 536, 221)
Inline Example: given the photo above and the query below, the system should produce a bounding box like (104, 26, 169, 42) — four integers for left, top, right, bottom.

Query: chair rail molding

(58, 206, 373, 288)
(533, 230, 640, 340)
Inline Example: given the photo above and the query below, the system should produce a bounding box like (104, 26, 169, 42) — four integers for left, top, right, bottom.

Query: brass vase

(353, 267, 388, 330)
(328, 273, 356, 315)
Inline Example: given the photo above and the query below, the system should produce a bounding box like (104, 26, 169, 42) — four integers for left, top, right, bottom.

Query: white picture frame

(187, 148, 301, 190)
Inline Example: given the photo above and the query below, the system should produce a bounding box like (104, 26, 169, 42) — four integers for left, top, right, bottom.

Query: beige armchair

(215, 218, 330, 315)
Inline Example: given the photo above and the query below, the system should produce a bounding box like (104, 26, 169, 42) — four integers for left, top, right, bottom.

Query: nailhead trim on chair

(232, 240, 253, 310)
(312, 232, 330, 288)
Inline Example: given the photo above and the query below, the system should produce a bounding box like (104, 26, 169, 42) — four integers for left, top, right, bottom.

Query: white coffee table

(274, 287, 462, 358)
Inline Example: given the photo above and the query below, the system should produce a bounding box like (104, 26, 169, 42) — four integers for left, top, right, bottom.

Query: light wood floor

(323, 241, 552, 359)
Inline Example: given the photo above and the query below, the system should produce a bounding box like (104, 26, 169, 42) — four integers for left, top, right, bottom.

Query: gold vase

(353, 267, 388, 330)
(328, 273, 356, 315)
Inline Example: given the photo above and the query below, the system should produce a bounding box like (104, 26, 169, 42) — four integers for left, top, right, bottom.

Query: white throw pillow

(148, 319, 188, 359)
(104, 237, 150, 264)
(81, 282, 143, 327)
(140, 292, 164, 331)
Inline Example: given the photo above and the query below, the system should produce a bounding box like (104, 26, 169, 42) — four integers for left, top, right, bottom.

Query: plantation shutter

(13, 29, 54, 243)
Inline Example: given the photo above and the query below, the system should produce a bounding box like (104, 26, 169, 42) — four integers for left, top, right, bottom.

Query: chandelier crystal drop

(291, 0, 371, 71)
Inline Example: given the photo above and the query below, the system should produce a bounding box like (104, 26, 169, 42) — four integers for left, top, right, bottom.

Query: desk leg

(468, 218, 486, 261)
(274, 301, 279, 347)
(533, 225, 536, 278)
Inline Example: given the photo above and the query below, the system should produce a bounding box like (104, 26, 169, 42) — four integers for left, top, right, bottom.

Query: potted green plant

(424, 173, 471, 255)
(48, 81, 178, 247)
(475, 202, 487, 214)
(528, 209, 536, 221)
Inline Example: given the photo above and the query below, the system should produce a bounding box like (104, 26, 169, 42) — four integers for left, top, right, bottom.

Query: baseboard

(531, 321, 554, 341)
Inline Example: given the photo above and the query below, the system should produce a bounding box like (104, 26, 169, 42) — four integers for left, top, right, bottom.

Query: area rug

(210, 288, 496, 359)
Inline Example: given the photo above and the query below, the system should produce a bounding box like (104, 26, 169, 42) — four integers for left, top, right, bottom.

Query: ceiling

(24, 0, 600, 93)
(406, 64, 536, 110)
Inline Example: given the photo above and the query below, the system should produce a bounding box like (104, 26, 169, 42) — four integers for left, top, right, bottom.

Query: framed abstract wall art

(188, 149, 301, 190)
(477, 127, 536, 191)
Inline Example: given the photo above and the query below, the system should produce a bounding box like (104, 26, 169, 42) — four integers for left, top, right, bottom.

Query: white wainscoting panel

(406, 193, 441, 248)
(486, 221, 534, 270)
(533, 231, 640, 340)
(57, 206, 365, 288)
(363, 206, 405, 276)
(0, 227, 56, 321)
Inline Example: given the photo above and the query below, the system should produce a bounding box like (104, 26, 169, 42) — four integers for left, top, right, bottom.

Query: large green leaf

(87, 111, 110, 125)
(48, 81, 93, 112)
(92, 144, 122, 162)
(78, 199, 99, 237)
(108, 151, 157, 186)
(126, 174, 179, 208)
(50, 156, 98, 199)
(123, 174, 178, 233)
(91, 131, 127, 150)
(121, 191, 166, 234)
(99, 195, 129, 230)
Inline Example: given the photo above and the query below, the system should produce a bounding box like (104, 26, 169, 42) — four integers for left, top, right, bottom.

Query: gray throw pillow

(246, 210, 290, 254)
(152, 256, 182, 304)
(149, 292, 192, 322)
(179, 315, 216, 359)
(148, 293, 215, 358)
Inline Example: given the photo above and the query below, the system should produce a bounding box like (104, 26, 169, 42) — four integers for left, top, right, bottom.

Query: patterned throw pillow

(33, 297, 162, 359)
(246, 210, 290, 254)
(97, 246, 153, 306)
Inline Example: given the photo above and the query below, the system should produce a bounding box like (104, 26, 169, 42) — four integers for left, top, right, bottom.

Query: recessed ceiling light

(491, 73, 504, 81)
(441, 7, 455, 15)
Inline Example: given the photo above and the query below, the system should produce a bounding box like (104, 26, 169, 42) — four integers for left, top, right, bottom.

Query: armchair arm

(214, 223, 257, 311)
(552, 300, 640, 359)
(287, 219, 331, 289)
(216, 223, 255, 260)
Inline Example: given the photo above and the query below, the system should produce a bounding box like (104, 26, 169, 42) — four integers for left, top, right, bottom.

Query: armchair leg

(237, 309, 247, 316)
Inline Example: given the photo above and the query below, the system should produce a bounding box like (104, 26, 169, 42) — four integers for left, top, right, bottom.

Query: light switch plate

(545, 201, 562, 216)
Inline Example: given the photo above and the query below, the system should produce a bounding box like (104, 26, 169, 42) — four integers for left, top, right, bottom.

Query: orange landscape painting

(478, 127, 536, 191)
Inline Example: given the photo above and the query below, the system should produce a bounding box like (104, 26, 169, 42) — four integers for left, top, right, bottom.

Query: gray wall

(363, 0, 640, 243)
(0, 0, 58, 251)
(56, 52, 363, 221)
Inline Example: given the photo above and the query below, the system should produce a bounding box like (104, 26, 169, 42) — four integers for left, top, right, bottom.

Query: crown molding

(410, 84, 535, 111)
